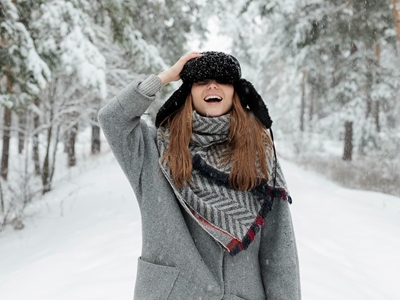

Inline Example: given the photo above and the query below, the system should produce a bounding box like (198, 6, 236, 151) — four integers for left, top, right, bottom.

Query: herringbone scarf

(157, 111, 290, 255)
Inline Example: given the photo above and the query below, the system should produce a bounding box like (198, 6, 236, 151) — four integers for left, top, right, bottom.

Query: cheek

(191, 92, 200, 106)
(190, 90, 203, 113)
(226, 89, 234, 106)
(191, 87, 202, 102)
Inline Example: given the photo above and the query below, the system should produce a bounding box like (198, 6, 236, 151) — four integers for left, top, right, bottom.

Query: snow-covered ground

(0, 150, 399, 300)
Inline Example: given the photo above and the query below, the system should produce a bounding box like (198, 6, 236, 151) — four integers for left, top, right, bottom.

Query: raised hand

(158, 52, 202, 86)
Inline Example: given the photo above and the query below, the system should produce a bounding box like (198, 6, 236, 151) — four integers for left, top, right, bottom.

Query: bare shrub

(297, 156, 400, 197)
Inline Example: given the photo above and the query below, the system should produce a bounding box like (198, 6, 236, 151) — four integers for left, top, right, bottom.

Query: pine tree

(0, 0, 50, 180)
(218, 0, 400, 160)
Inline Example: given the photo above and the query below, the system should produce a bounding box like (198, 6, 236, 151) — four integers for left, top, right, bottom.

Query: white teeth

(205, 95, 222, 100)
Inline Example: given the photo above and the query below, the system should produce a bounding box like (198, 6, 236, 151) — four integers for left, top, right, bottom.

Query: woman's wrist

(157, 71, 173, 86)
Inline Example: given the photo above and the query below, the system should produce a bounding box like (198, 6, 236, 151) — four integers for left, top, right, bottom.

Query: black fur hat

(155, 51, 272, 129)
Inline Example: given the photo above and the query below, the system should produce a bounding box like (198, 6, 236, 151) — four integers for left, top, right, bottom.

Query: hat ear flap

(234, 78, 273, 129)
(155, 82, 192, 127)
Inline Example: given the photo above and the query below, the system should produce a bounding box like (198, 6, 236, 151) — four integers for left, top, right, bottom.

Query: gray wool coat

(98, 78, 301, 300)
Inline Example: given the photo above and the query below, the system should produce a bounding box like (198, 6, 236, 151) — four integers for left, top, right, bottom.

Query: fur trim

(155, 82, 191, 127)
(233, 78, 273, 129)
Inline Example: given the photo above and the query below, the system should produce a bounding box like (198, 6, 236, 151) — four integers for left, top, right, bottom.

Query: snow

(60, 26, 107, 97)
(0, 150, 399, 299)
(0, 151, 141, 300)
(188, 16, 232, 53)
(1, 1, 51, 92)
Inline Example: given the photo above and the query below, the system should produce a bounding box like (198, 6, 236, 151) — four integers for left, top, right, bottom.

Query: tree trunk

(91, 118, 101, 154)
(67, 123, 78, 167)
(1, 73, 13, 181)
(63, 131, 69, 153)
(91, 97, 101, 154)
(300, 71, 306, 131)
(49, 124, 61, 185)
(374, 100, 381, 132)
(1, 108, 12, 180)
(42, 126, 52, 194)
(18, 112, 26, 154)
(309, 87, 314, 122)
(374, 43, 381, 133)
(375, 43, 381, 62)
(342, 121, 353, 161)
(0, 177, 3, 215)
(392, 0, 400, 47)
(32, 98, 41, 176)
(42, 123, 62, 194)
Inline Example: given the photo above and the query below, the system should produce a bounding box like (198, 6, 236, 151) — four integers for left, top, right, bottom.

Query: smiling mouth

(204, 96, 222, 103)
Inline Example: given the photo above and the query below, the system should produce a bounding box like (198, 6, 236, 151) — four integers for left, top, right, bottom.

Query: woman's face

(191, 79, 234, 117)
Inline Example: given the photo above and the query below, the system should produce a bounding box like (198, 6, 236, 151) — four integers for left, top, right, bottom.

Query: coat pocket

(134, 257, 180, 300)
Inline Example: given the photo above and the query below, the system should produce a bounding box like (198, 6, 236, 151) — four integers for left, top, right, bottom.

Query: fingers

(158, 52, 202, 86)
(173, 52, 201, 73)
(186, 51, 201, 56)
(188, 51, 201, 56)
(189, 51, 202, 57)
(181, 51, 202, 61)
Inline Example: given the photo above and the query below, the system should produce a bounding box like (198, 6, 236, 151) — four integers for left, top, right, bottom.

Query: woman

(98, 51, 301, 300)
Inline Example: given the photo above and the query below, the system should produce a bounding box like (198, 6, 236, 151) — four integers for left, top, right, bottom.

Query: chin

(205, 111, 225, 117)
(203, 107, 230, 117)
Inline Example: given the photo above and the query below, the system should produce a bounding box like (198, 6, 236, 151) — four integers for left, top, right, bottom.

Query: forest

(1, 0, 400, 229)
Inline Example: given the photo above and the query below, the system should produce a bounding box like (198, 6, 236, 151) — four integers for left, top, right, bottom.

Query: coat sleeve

(97, 79, 158, 204)
(259, 195, 301, 299)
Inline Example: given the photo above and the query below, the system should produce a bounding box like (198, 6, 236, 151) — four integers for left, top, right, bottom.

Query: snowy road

(0, 151, 399, 300)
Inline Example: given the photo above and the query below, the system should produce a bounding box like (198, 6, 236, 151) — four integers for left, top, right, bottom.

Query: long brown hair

(161, 93, 273, 191)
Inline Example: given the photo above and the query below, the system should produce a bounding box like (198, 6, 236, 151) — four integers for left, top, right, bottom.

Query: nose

(207, 80, 219, 89)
